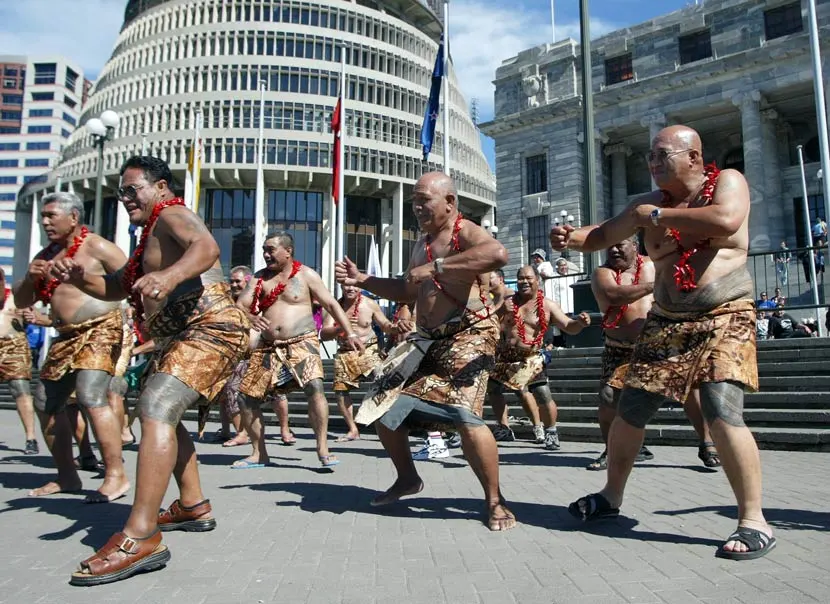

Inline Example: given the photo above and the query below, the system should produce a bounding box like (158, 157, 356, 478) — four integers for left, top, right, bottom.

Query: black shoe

(24, 439, 38, 456)
(635, 446, 654, 462)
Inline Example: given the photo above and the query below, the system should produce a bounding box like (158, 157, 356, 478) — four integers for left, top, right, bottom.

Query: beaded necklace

(660, 164, 720, 292)
(601, 254, 644, 330)
(511, 290, 547, 347)
(36, 226, 90, 304)
(121, 197, 186, 318)
(249, 260, 302, 315)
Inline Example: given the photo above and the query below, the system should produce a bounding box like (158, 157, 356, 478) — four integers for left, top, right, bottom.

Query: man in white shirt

(530, 249, 556, 302)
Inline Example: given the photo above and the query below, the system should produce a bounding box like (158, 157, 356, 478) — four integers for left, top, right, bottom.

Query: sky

(0, 0, 697, 169)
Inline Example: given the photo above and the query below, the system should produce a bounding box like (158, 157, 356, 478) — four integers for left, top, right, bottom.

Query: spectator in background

(769, 302, 813, 339)
(756, 292, 776, 310)
(530, 248, 556, 302)
(774, 241, 790, 287)
(812, 216, 827, 246)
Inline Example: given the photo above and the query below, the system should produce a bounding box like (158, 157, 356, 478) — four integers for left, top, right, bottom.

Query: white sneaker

(532, 424, 545, 444)
(412, 442, 450, 460)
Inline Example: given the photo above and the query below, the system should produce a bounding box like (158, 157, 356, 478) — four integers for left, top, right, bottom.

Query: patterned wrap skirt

(333, 337, 383, 391)
(489, 343, 546, 392)
(0, 331, 32, 381)
(40, 310, 122, 381)
(239, 331, 324, 399)
(600, 336, 636, 391)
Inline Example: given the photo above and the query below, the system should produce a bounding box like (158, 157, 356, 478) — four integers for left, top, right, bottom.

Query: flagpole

(192, 111, 202, 214)
(551, 0, 556, 42)
(442, 0, 450, 176)
(254, 79, 267, 272)
(336, 53, 346, 272)
(807, 0, 830, 232)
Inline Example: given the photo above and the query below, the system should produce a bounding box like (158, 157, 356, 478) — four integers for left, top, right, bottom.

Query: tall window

(525, 154, 547, 195)
(205, 189, 255, 271)
(34, 63, 57, 85)
(400, 206, 419, 271)
(764, 2, 803, 40)
(679, 30, 712, 64)
(65, 68, 79, 92)
(1, 94, 22, 104)
(345, 196, 380, 271)
(267, 190, 323, 272)
(527, 215, 550, 261)
(605, 54, 633, 86)
(793, 195, 826, 247)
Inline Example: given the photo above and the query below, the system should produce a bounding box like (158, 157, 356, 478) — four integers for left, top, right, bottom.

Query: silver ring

(152, 289, 160, 298)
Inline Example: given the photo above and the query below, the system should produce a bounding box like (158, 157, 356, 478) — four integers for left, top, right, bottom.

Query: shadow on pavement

(654, 505, 830, 532)
(224, 480, 721, 546)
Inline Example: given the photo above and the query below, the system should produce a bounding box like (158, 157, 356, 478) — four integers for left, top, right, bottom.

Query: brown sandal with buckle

(158, 499, 217, 532)
(69, 530, 170, 586)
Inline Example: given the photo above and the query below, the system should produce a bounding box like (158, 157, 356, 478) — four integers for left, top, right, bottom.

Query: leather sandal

(69, 530, 170, 586)
(158, 499, 217, 532)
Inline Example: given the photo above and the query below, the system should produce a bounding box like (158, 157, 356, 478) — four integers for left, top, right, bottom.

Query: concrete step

(546, 376, 830, 393)
(546, 361, 830, 379)
(528, 391, 830, 409)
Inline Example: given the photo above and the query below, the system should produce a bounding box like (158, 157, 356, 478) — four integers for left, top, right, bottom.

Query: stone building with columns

(480, 0, 830, 275)
(12, 0, 495, 288)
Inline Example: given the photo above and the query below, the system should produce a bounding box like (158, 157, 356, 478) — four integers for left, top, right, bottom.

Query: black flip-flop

(568, 493, 620, 522)
(715, 527, 776, 561)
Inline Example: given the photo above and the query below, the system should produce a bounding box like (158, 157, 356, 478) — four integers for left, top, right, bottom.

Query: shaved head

(655, 125, 702, 153)
(417, 171, 458, 198)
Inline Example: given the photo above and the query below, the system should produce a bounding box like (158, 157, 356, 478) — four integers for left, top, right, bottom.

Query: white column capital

(604, 142, 631, 157)
(639, 113, 666, 129)
(731, 90, 762, 110)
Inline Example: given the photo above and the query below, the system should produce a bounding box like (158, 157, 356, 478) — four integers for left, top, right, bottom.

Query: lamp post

(86, 110, 120, 235)
(482, 219, 499, 239)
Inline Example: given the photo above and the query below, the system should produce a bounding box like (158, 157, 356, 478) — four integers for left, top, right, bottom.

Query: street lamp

(482, 219, 498, 238)
(86, 110, 120, 235)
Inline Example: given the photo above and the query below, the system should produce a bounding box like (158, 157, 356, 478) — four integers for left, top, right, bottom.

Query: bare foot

(281, 430, 296, 445)
(222, 433, 251, 447)
(231, 456, 268, 469)
(121, 428, 136, 446)
(335, 432, 360, 442)
(29, 478, 82, 497)
(370, 478, 424, 507)
(85, 477, 131, 504)
(488, 502, 517, 531)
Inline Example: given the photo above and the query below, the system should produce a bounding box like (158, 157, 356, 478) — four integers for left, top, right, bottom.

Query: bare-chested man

(489, 266, 590, 450)
(52, 156, 249, 585)
(321, 285, 393, 442)
(14, 192, 129, 503)
(233, 232, 361, 469)
(336, 171, 516, 531)
(553, 125, 773, 560)
(0, 268, 38, 454)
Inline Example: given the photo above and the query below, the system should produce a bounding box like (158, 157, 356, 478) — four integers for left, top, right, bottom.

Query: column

(114, 192, 132, 256)
(732, 91, 771, 251)
(595, 131, 608, 222)
(380, 197, 392, 278)
(761, 109, 784, 247)
(321, 191, 335, 292)
(605, 143, 630, 218)
(392, 183, 404, 277)
(640, 113, 666, 191)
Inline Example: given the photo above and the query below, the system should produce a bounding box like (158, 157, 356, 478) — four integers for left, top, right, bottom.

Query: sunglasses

(116, 183, 149, 201)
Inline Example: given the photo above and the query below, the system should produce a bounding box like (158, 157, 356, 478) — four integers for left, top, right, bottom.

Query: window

(26, 142, 50, 150)
(0, 193, 16, 201)
(1, 94, 22, 104)
(679, 30, 712, 64)
(62, 112, 77, 126)
(28, 108, 53, 118)
(525, 154, 547, 195)
(0, 142, 20, 151)
(793, 194, 826, 247)
(527, 215, 551, 261)
(61, 128, 71, 138)
(31, 92, 54, 101)
(27, 125, 51, 134)
(23, 175, 46, 184)
(765, 2, 803, 40)
(0, 176, 16, 184)
(3, 68, 18, 77)
(25, 158, 49, 167)
(605, 54, 634, 86)
(65, 67, 79, 91)
(2, 79, 16, 89)
(34, 63, 57, 85)
(63, 95, 77, 109)
(0, 159, 18, 167)
(0, 110, 21, 120)
(0, 127, 20, 134)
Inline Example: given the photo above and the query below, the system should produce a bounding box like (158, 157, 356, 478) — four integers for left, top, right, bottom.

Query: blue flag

(421, 35, 445, 161)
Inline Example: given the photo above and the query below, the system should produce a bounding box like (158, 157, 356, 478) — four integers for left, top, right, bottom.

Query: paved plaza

(0, 410, 827, 604)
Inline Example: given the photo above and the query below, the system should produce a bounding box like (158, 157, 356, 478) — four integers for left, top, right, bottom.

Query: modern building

(480, 0, 830, 275)
(0, 55, 88, 279)
(14, 0, 495, 289)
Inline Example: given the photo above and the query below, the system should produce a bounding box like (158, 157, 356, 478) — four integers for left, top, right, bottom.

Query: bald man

(551, 125, 774, 561)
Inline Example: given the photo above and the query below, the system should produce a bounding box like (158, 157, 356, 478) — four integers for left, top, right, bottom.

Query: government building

(480, 0, 830, 275)
(13, 0, 495, 288)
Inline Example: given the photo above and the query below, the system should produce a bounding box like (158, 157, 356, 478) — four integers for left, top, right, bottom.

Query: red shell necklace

(249, 260, 302, 315)
(122, 197, 186, 318)
(424, 213, 491, 321)
(660, 163, 720, 292)
(511, 290, 547, 347)
(349, 291, 362, 320)
(36, 226, 90, 304)
(601, 254, 643, 330)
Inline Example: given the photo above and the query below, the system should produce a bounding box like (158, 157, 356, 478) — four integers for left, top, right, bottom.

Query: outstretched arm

(306, 268, 363, 351)
(336, 256, 418, 303)
(546, 299, 590, 335)
(370, 298, 395, 334)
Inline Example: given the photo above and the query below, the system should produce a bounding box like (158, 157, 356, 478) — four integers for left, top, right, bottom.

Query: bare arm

(153, 207, 220, 286)
(591, 263, 655, 307)
(556, 193, 660, 253)
(91, 235, 130, 300)
(370, 298, 395, 334)
(546, 299, 589, 335)
(305, 268, 357, 338)
(319, 311, 340, 341)
(438, 220, 508, 277)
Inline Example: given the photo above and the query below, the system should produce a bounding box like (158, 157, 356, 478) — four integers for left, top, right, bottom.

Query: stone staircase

(3, 338, 829, 451)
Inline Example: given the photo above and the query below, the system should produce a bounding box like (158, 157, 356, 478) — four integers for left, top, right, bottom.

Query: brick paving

(0, 410, 827, 603)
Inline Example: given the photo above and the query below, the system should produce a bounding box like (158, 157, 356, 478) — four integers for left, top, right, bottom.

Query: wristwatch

(433, 257, 445, 274)
(650, 208, 662, 227)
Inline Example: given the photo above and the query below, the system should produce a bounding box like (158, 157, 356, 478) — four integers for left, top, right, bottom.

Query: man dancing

(52, 156, 249, 585)
(552, 125, 773, 560)
(0, 268, 38, 454)
(489, 266, 590, 450)
(233, 232, 361, 469)
(14, 192, 129, 503)
(336, 171, 516, 531)
(321, 284, 393, 442)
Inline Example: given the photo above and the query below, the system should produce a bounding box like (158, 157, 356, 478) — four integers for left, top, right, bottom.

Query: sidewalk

(0, 410, 827, 604)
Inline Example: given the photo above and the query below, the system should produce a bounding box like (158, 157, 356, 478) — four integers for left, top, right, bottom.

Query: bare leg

(30, 410, 82, 496)
(219, 402, 232, 436)
(305, 380, 331, 459)
(699, 382, 771, 554)
(371, 422, 423, 506)
(519, 391, 541, 425)
(272, 395, 293, 442)
(235, 399, 269, 466)
(335, 391, 360, 440)
(67, 404, 95, 459)
(457, 423, 516, 531)
(488, 385, 509, 426)
(14, 393, 36, 441)
(171, 422, 207, 506)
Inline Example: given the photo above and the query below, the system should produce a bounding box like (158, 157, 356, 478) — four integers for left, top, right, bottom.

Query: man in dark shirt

(768, 304, 812, 339)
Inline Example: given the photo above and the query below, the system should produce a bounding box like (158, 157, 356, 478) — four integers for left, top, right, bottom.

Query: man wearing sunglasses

(51, 156, 250, 586)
